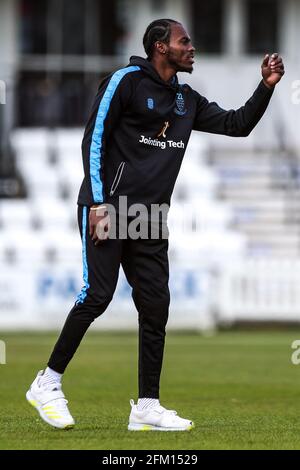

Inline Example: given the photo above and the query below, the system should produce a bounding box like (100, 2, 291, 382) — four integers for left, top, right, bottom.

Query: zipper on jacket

(110, 162, 126, 196)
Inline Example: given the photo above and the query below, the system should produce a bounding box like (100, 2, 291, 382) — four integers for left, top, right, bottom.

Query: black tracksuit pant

(48, 205, 170, 398)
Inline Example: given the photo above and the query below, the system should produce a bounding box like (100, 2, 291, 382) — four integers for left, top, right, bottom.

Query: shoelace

(38, 376, 62, 391)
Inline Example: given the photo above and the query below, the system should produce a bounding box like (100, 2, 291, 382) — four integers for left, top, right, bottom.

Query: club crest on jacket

(174, 92, 187, 116)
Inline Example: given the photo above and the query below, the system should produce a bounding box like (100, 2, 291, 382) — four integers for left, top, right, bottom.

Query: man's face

(165, 24, 195, 73)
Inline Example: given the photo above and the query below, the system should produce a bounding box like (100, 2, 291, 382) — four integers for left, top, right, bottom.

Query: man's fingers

(264, 53, 282, 68)
(266, 53, 285, 77)
(92, 226, 110, 245)
(270, 58, 283, 68)
(262, 54, 269, 66)
(269, 53, 279, 63)
(93, 233, 102, 245)
(271, 59, 282, 66)
(271, 66, 284, 73)
(91, 228, 98, 241)
(271, 64, 285, 74)
(94, 233, 109, 246)
(89, 211, 111, 246)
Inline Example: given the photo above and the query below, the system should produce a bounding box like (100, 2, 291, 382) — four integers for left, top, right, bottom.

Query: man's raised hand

(262, 53, 285, 88)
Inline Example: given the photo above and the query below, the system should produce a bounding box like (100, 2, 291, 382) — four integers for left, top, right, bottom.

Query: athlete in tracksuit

(27, 19, 284, 431)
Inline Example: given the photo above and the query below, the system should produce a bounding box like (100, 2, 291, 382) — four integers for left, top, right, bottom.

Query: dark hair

(143, 19, 181, 59)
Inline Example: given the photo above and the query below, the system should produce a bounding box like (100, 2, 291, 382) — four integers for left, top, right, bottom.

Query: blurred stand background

(0, 0, 300, 331)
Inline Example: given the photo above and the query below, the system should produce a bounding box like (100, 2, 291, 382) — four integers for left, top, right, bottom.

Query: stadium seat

(0, 200, 35, 230)
(32, 199, 73, 230)
(42, 228, 82, 263)
(0, 228, 47, 264)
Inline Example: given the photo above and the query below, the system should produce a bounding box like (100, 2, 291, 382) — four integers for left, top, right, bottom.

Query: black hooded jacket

(78, 56, 274, 208)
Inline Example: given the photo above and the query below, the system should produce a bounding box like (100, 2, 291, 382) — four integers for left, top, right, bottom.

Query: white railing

(218, 259, 300, 322)
(2, 257, 300, 330)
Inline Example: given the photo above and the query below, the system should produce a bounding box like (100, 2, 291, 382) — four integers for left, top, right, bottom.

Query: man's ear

(155, 41, 167, 55)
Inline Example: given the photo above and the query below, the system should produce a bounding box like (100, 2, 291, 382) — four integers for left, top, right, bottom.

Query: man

(26, 19, 284, 431)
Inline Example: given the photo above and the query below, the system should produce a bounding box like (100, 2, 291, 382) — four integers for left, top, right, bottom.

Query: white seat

(15, 149, 50, 171)
(186, 131, 209, 156)
(33, 199, 72, 230)
(55, 129, 83, 153)
(57, 158, 83, 191)
(0, 228, 46, 263)
(54, 129, 83, 200)
(168, 200, 232, 235)
(11, 128, 50, 153)
(42, 228, 82, 263)
(169, 229, 247, 266)
(0, 200, 34, 230)
(175, 163, 218, 199)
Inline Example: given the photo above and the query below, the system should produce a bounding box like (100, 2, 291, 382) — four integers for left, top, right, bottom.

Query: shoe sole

(26, 390, 75, 430)
(128, 423, 195, 431)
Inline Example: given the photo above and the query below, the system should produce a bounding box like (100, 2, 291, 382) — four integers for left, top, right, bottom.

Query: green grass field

(1, 330, 300, 450)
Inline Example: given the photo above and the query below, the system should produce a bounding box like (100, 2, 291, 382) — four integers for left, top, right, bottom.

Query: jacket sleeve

(81, 71, 134, 205)
(192, 80, 274, 137)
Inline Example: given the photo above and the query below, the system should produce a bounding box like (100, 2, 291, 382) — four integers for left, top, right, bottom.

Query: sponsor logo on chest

(138, 120, 185, 150)
(139, 135, 185, 150)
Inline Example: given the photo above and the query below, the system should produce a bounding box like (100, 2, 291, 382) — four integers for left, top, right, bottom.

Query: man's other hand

(89, 205, 111, 245)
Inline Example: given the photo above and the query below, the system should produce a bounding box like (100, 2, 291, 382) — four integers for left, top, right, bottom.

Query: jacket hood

(128, 56, 179, 90)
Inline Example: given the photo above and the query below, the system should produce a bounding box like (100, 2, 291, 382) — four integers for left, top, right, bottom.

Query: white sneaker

(128, 399, 194, 431)
(26, 370, 75, 429)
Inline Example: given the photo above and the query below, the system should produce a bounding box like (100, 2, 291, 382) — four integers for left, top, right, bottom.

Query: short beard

(176, 65, 193, 74)
(166, 52, 193, 74)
